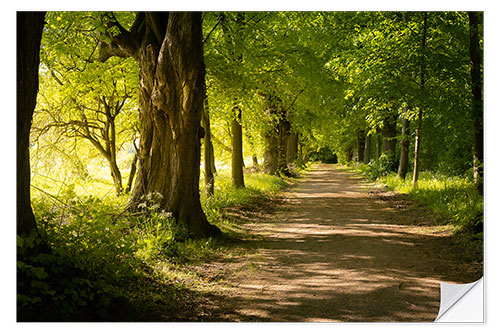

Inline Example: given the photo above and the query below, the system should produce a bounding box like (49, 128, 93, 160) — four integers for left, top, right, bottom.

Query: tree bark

(363, 134, 371, 164)
(17, 12, 46, 238)
(202, 98, 216, 196)
(398, 105, 411, 179)
(381, 113, 397, 154)
(231, 105, 245, 188)
(100, 12, 219, 237)
(412, 12, 428, 189)
(468, 12, 483, 196)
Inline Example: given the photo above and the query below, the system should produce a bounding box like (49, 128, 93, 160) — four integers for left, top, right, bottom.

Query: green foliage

(359, 152, 399, 181)
(135, 193, 189, 262)
(309, 147, 338, 164)
(33, 11, 139, 197)
(17, 231, 115, 321)
(21, 164, 288, 320)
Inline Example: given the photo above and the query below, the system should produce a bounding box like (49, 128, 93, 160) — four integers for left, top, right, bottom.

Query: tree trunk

(412, 109, 423, 187)
(469, 12, 483, 196)
(398, 105, 411, 179)
(363, 134, 371, 164)
(412, 13, 428, 189)
(231, 106, 245, 188)
(277, 110, 292, 177)
(381, 113, 397, 154)
(108, 158, 123, 196)
(101, 12, 219, 237)
(262, 95, 280, 175)
(263, 132, 279, 175)
(202, 99, 216, 196)
(125, 152, 138, 193)
(17, 12, 45, 239)
(286, 131, 298, 166)
(375, 132, 381, 160)
(356, 131, 365, 163)
(345, 146, 353, 163)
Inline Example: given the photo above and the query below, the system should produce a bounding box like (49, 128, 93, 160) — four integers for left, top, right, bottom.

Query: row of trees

(329, 12, 483, 193)
(18, 11, 483, 245)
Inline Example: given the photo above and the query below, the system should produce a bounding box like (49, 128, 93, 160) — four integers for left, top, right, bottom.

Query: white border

(3, 1, 498, 332)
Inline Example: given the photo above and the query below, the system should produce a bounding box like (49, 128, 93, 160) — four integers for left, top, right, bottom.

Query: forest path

(205, 164, 482, 322)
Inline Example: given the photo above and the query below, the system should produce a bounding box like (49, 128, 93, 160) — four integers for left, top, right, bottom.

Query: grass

(21, 167, 289, 321)
(353, 164, 483, 262)
(202, 171, 288, 230)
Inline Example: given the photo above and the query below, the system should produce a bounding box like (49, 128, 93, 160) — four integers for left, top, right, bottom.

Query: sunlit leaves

(33, 11, 139, 191)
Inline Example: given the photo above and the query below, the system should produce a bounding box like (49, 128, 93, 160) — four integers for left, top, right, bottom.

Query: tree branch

(98, 12, 143, 62)
(203, 16, 223, 44)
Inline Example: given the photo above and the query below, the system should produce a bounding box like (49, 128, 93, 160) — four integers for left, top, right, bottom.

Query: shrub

(360, 152, 399, 181)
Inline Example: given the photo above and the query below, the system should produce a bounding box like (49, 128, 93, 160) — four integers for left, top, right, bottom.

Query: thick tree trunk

(103, 12, 219, 237)
(202, 99, 216, 196)
(126, 38, 157, 208)
(231, 106, 245, 188)
(469, 12, 483, 196)
(398, 105, 411, 179)
(381, 113, 397, 154)
(363, 134, 371, 164)
(412, 13, 428, 189)
(17, 12, 45, 238)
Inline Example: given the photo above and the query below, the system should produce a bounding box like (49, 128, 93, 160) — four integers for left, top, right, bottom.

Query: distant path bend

(213, 164, 482, 322)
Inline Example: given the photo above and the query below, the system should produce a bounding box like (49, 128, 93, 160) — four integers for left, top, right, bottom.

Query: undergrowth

(19, 169, 288, 321)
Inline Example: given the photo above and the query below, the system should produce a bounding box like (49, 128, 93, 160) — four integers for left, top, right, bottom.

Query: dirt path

(206, 164, 482, 322)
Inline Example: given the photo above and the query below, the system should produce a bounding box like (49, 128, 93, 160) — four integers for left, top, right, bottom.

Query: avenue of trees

(17, 11, 483, 320)
(20, 10, 483, 244)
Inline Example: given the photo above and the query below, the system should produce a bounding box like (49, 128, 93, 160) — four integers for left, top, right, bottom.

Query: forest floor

(184, 163, 483, 322)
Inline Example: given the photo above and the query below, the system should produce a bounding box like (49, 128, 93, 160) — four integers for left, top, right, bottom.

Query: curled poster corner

(434, 277, 484, 322)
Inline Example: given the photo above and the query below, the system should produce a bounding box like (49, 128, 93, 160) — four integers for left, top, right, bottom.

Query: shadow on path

(206, 164, 483, 322)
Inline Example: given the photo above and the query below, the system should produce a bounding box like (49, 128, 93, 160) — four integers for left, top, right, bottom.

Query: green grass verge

(352, 164, 483, 262)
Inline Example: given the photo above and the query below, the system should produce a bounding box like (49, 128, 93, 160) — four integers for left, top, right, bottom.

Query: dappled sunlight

(214, 164, 481, 322)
